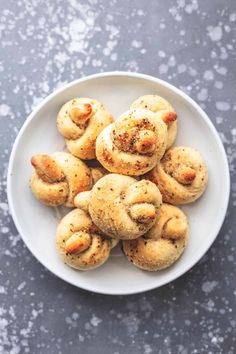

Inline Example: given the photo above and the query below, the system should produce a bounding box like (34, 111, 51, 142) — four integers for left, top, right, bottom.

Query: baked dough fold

(74, 174, 163, 240)
(30, 152, 105, 207)
(123, 203, 188, 271)
(131, 95, 177, 149)
(56, 208, 118, 270)
(57, 98, 114, 159)
(96, 109, 167, 176)
(146, 146, 208, 204)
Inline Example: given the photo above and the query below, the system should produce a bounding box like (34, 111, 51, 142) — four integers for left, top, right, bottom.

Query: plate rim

(7, 71, 230, 295)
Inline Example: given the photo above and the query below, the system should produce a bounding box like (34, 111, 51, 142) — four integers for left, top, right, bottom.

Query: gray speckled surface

(0, 0, 236, 353)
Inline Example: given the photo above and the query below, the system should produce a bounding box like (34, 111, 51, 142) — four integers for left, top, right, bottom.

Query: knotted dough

(56, 208, 118, 270)
(96, 109, 167, 176)
(123, 203, 188, 271)
(57, 98, 114, 159)
(74, 174, 163, 240)
(146, 146, 208, 204)
(131, 95, 177, 149)
(30, 152, 106, 207)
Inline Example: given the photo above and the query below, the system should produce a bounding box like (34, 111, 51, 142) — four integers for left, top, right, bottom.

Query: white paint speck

(1, 227, 9, 234)
(215, 66, 227, 75)
(168, 56, 176, 67)
(17, 281, 26, 291)
(144, 344, 153, 353)
(76, 59, 83, 69)
(216, 117, 223, 124)
(159, 64, 168, 74)
(54, 52, 69, 66)
(178, 64, 187, 73)
(0, 286, 6, 294)
(32, 96, 43, 109)
(169, 6, 182, 21)
(202, 281, 218, 293)
(229, 13, 236, 22)
(224, 25, 231, 33)
(70, 19, 86, 34)
(92, 59, 102, 67)
(131, 40, 142, 48)
(197, 88, 208, 101)
(203, 70, 214, 81)
(137, 9, 144, 16)
(216, 101, 231, 111)
(207, 25, 223, 41)
(90, 314, 102, 327)
(188, 67, 197, 77)
(215, 81, 223, 89)
(103, 48, 110, 56)
(0, 104, 11, 117)
(0, 203, 9, 213)
(232, 128, 236, 136)
(185, 0, 198, 14)
(158, 51, 166, 58)
(110, 52, 117, 61)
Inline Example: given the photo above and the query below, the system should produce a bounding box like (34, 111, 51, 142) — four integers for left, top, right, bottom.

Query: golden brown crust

(130, 95, 177, 149)
(145, 146, 208, 204)
(57, 98, 114, 160)
(123, 203, 188, 271)
(31, 155, 65, 183)
(69, 103, 93, 125)
(30, 152, 92, 207)
(96, 109, 167, 176)
(56, 208, 117, 270)
(30, 171, 69, 206)
(75, 174, 163, 240)
(90, 166, 108, 185)
(64, 232, 92, 254)
(74, 190, 91, 212)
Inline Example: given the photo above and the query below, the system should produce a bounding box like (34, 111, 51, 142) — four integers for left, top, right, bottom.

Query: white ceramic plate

(7, 72, 230, 295)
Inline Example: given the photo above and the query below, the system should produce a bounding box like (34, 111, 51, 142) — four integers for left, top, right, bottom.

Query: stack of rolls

(30, 95, 208, 271)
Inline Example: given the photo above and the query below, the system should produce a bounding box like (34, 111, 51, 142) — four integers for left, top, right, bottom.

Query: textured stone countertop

(0, 1, 235, 353)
